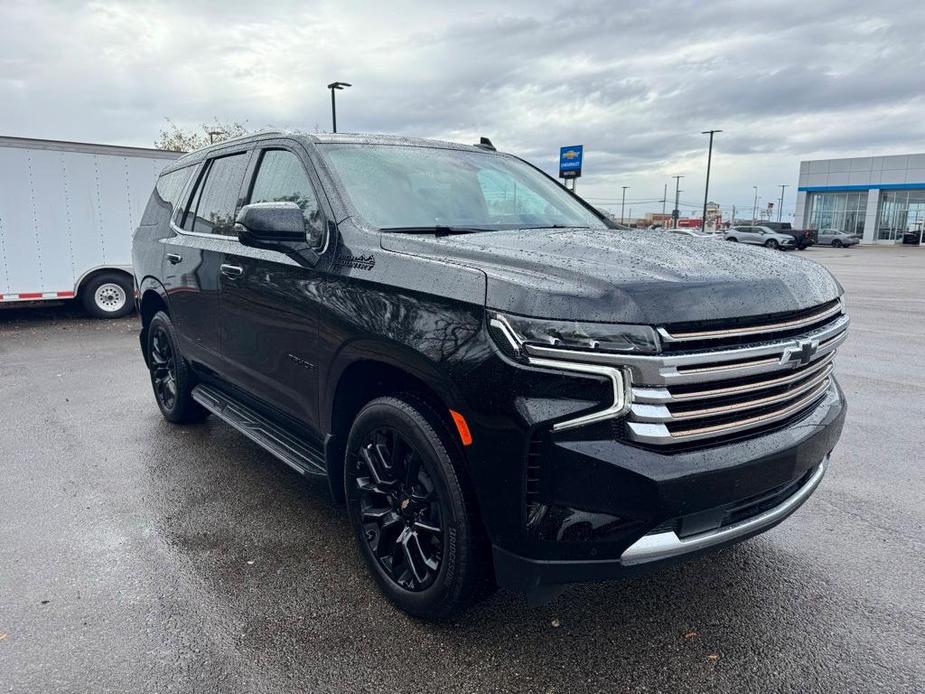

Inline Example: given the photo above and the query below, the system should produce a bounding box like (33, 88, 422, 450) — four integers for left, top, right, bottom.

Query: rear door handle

(166, 253, 182, 264)
(220, 264, 244, 279)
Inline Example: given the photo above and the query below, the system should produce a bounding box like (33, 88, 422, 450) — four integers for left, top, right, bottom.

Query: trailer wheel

(81, 272, 134, 319)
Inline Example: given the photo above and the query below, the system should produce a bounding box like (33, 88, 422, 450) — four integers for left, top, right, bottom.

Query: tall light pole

(701, 129, 722, 230)
(662, 183, 667, 215)
(752, 186, 759, 226)
(327, 81, 351, 133)
(620, 186, 630, 224)
(778, 184, 789, 222)
(672, 175, 684, 228)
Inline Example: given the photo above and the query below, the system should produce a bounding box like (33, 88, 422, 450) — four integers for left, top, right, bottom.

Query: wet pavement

(1, 245, 923, 693)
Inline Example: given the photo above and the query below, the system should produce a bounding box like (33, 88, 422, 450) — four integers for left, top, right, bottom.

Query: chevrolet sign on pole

(559, 145, 583, 180)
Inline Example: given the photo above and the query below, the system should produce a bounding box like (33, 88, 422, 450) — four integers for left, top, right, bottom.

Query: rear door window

(182, 153, 249, 235)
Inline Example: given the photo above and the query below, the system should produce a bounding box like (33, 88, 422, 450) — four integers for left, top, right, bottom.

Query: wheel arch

(323, 346, 467, 503)
(74, 265, 133, 296)
(137, 278, 171, 366)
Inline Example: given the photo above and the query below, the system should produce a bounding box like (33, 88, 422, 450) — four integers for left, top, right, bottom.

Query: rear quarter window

(140, 166, 193, 226)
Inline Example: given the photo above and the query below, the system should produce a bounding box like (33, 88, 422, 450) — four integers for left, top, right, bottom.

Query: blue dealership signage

(559, 145, 583, 179)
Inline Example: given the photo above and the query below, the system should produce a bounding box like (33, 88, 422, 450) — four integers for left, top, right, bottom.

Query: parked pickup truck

(758, 221, 817, 250)
(133, 131, 848, 619)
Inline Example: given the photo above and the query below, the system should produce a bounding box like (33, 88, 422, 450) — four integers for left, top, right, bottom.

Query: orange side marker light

(449, 409, 473, 447)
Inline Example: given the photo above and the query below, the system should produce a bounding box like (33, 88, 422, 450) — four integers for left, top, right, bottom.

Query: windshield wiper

(379, 225, 493, 235)
(517, 224, 590, 229)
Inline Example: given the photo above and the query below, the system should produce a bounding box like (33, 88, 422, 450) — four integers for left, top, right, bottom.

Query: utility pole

(752, 186, 759, 226)
(672, 176, 683, 229)
(620, 186, 630, 224)
(731, 204, 736, 227)
(701, 129, 722, 231)
(662, 183, 667, 215)
(778, 184, 788, 222)
(327, 81, 351, 133)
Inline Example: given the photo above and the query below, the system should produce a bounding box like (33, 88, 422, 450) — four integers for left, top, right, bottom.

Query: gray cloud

(2, 0, 923, 218)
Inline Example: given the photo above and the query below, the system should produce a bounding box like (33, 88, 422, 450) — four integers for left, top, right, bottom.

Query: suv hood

(381, 227, 842, 324)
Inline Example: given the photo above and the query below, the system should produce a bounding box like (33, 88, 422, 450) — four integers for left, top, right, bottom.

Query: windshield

(319, 144, 607, 231)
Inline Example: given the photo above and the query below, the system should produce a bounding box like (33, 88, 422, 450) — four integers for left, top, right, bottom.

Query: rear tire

(344, 396, 490, 620)
(146, 311, 209, 424)
(726, 237, 738, 242)
(80, 272, 134, 319)
(832, 239, 843, 248)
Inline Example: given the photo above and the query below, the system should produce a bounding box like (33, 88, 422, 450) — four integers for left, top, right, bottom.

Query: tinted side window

(249, 149, 324, 247)
(140, 166, 192, 225)
(185, 153, 249, 235)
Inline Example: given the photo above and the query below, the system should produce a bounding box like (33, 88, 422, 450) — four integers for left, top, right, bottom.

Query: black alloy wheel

(352, 426, 445, 591)
(765, 239, 780, 249)
(150, 324, 178, 412)
(145, 311, 209, 424)
(832, 239, 843, 248)
(345, 396, 491, 619)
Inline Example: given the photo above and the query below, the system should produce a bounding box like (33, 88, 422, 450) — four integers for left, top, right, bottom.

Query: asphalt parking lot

(1, 245, 923, 693)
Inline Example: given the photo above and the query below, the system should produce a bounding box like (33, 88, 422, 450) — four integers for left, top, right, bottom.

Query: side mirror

(235, 202, 321, 266)
(236, 202, 306, 244)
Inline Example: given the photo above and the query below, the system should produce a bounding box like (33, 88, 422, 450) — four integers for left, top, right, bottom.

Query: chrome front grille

(624, 302, 847, 445)
(517, 299, 848, 447)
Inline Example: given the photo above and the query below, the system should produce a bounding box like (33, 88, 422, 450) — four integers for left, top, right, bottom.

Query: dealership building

(793, 153, 925, 245)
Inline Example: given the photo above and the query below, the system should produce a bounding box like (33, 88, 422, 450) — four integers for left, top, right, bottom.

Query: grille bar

(627, 378, 833, 445)
(632, 352, 835, 404)
(630, 363, 834, 423)
(658, 299, 843, 344)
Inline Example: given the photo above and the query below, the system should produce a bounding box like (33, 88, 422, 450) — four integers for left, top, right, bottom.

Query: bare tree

(154, 118, 249, 152)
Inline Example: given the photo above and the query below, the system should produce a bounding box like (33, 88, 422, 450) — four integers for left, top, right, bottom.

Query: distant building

(794, 153, 925, 245)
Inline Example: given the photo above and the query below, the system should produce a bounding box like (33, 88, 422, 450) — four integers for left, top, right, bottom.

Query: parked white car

(817, 229, 860, 247)
(724, 225, 796, 250)
(670, 228, 717, 239)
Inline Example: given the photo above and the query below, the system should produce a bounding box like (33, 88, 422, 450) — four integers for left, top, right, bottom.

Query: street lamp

(701, 129, 722, 231)
(752, 186, 759, 226)
(778, 184, 789, 222)
(621, 186, 630, 224)
(327, 81, 351, 133)
(672, 175, 684, 228)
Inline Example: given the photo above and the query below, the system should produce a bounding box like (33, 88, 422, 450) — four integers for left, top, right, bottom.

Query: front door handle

(220, 264, 244, 279)
(166, 252, 182, 264)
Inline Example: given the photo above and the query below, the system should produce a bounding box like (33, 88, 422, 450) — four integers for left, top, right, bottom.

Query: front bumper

(490, 380, 845, 592)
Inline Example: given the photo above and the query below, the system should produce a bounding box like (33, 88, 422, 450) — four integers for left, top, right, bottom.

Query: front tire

(146, 311, 209, 424)
(81, 272, 134, 319)
(726, 237, 738, 242)
(832, 239, 843, 248)
(344, 396, 489, 620)
(765, 239, 780, 249)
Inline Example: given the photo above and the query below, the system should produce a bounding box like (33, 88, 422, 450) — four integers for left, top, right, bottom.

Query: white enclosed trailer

(0, 136, 182, 317)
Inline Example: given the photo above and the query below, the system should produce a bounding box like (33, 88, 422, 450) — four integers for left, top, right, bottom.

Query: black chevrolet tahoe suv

(133, 131, 848, 619)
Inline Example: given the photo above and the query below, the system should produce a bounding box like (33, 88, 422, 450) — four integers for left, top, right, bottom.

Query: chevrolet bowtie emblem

(781, 339, 819, 366)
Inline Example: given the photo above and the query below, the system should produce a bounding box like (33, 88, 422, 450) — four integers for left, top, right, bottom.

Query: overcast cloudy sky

(3, 0, 924, 219)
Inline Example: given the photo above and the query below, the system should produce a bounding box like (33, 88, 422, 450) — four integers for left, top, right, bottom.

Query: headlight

(488, 312, 655, 431)
(488, 312, 659, 358)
